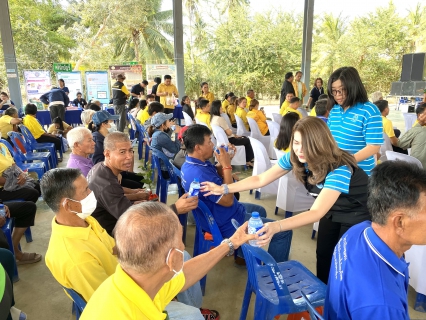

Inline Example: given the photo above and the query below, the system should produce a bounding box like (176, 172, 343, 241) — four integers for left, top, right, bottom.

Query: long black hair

(210, 100, 222, 122)
(128, 98, 139, 111)
(139, 99, 148, 110)
(53, 117, 64, 131)
(222, 92, 234, 102)
(275, 112, 299, 151)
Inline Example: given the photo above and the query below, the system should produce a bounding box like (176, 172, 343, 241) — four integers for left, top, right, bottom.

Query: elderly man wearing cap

(112, 74, 130, 132)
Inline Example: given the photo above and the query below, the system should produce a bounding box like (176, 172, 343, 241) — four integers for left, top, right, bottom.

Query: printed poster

(23, 70, 52, 102)
(85, 71, 111, 105)
(56, 71, 83, 100)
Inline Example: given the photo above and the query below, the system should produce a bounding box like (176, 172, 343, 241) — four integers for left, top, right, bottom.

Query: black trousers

(121, 171, 144, 189)
(316, 216, 353, 284)
(0, 183, 40, 204)
(229, 136, 254, 162)
(36, 135, 62, 155)
(392, 129, 408, 155)
(49, 104, 65, 122)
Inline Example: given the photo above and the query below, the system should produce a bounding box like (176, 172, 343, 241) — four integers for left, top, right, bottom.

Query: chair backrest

(182, 111, 193, 126)
(248, 136, 271, 172)
(151, 150, 179, 184)
(0, 139, 17, 158)
(385, 150, 423, 169)
(192, 201, 223, 247)
(247, 117, 263, 139)
(62, 287, 86, 314)
(7, 132, 31, 158)
(301, 291, 325, 320)
(129, 113, 149, 141)
(267, 120, 280, 141)
(195, 118, 209, 127)
(402, 113, 417, 132)
(274, 147, 286, 160)
(234, 114, 249, 136)
(169, 159, 182, 178)
(272, 113, 282, 124)
(297, 107, 308, 118)
(221, 113, 233, 129)
(18, 125, 38, 146)
(211, 125, 230, 146)
(380, 133, 393, 161)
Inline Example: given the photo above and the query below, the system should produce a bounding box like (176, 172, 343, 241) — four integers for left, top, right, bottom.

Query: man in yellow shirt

(281, 97, 302, 119)
(292, 71, 307, 100)
(0, 107, 21, 140)
(195, 99, 211, 128)
(246, 89, 255, 107)
(157, 75, 179, 114)
(81, 202, 253, 320)
(200, 82, 214, 103)
(279, 92, 295, 116)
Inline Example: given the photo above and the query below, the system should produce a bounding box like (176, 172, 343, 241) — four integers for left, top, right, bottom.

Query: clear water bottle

(248, 212, 264, 247)
(0, 204, 5, 218)
(215, 144, 228, 154)
(188, 178, 200, 197)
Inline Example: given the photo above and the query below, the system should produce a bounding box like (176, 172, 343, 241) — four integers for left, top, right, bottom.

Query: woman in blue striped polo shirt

(201, 117, 370, 284)
(327, 67, 383, 176)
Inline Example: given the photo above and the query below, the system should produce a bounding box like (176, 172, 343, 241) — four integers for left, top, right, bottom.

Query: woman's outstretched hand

(255, 221, 280, 247)
(200, 182, 224, 196)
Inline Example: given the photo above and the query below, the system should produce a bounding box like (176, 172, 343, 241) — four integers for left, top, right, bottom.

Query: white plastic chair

(272, 113, 282, 124)
(195, 118, 209, 127)
(247, 117, 275, 159)
(182, 111, 194, 126)
(234, 114, 250, 137)
(267, 121, 280, 159)
(297, 107, 308, 118)
(211, 125, 246, 166)
(379, 133, 393, 162)
(248, 137, 279, 199)
(385, 150, 423, 169)
(221, 113, 237, 134)
(402, 113, 417, 132)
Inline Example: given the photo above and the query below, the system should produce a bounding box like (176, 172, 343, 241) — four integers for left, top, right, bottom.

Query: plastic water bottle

(188, 178, 200, 197)
(0, 204, 5, 218)
(215, 144, 228, 154)
(248, 212, 264, 247)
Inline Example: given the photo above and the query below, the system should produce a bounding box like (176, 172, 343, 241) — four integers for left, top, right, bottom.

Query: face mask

(166, 248, 184, 280)
(64, 191, 97, 220)
(107, 123, 117, 133)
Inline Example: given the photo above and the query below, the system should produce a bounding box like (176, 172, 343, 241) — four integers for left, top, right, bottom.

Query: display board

(23, 70, 52, 102)
(109, 65, 143, 92)
(85, 71, 111, 105)
(56, 71, 83, 100)
(146, 64, 177, 86)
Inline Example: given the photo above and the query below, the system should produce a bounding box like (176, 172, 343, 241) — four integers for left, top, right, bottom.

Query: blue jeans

(165, 301, 204, 320)
(176, 251, 203, 308)
(241, 203, 293, 263)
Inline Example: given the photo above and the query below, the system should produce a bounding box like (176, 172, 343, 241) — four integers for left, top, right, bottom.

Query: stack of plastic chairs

(62, 287, 86, 320)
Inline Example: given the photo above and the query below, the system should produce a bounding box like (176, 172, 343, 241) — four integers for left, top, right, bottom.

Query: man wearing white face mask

(41, 168, 117, 302)
(81, 202, 254, 320)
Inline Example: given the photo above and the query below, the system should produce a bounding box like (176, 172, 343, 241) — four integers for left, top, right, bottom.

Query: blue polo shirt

(324, 221, 409, 320)
(181, 156, 245, 238)
(328, 102, 383, 176)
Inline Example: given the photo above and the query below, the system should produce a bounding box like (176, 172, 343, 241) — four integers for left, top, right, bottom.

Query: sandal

(200, 308, 220, 320)
(16, 252, 42, 265)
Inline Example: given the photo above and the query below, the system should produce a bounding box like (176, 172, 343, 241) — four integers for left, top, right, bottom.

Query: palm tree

(221, 0, 250, 14)
(406, 3, 426, 53)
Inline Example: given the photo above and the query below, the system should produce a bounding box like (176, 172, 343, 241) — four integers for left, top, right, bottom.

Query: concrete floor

(12, 106, 426, 320)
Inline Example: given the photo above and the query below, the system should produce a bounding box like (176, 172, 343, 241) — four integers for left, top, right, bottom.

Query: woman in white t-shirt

(210, 100, 253, 166)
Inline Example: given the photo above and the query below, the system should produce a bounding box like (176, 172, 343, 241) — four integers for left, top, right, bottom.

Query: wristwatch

(221, 184, 229, 195)
(221, 238, 235, 257)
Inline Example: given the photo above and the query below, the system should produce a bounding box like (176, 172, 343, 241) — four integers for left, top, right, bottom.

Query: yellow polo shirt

(137, 108, 150, 124)
(246, 96, 252, 108)
(247, 109, 268, 135)
(201, 92, 215, 103)
(227, 104, 236, 124)
(382, 116, 395, 138)
(0, 115, 14, 139)
(195, 111, 211, 129)
(22, 115, 45, 139)
(47, 121, 70, 134)
(0, 143, 15, 176)
(236, 107, 249, 130)
(222, 99, 229, 110)
(280, 106, 302, 119)
(279, 101, 290, 116)
(157, 83, 178, 110)
(80, 265, 185, 320)
(310, 107, 317, 116)
(45, 216, 117, 302)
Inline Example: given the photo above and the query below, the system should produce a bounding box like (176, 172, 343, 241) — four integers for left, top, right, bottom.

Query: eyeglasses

(331, 88, 345, 97)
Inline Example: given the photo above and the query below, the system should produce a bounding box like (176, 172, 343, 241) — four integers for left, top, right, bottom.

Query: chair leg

(274, 207, 278, 215)
(160, 180, 168, 203)
(250, 190, 253, 195)
(178, 214, 188, 245)
(414, 293, 426, 312)
(239, 281, 253, 320)
(24, 227, 33, 243)
(255, 191, 261, 200)
(285, 211, 293, 218)
(311, 230, 317, 239)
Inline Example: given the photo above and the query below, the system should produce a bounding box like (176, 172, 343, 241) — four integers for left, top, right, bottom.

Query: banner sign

(56, 71, 83, 100)
(145, 64, 177, 92)
(109, 65, 143, 92)
(122, 61, 138, 66)
(85, 71, 111, 105)
(53, 63, 72, 72)
(23, 70, 52, 102)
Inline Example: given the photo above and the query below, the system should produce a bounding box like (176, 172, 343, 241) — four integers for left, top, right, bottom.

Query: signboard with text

(23, 70, 52, 102)
(109, 65, 143, 91)
(53, 63, 72, 72)
(145, 64, 177, 89)
(56, 71, 83, 100)
(85, 71, 110, 105)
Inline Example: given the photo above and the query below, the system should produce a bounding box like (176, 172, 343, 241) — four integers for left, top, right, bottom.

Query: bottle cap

(194, 178, 199, 183)
(0, 204, 4, 208)
(251, 212, 259, 218)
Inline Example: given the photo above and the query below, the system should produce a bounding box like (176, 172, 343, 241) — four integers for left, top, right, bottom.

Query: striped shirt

(328, 102, 383, 176)
(277, 152, 351, 194)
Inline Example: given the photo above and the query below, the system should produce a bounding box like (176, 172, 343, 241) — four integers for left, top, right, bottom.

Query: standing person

(327, 67, 383, 176)
(111, 74, 130, 132)
(307, 78, 324, 110)
(39, 86, 70, 122)
(279, 72, 295, 107)
(195, 99, 211, 128)
(58, 79, 69, 96)
(157, 75, 179, 114)
(245, 89, 255, 108)
(0, 92, 15, 110)
(247, 99, 269, 135)
(292, 71, 307, 101)
(200, 82, 214, 103)
(151, 77, 162, 102)
(221, 92, 234, 110)
(130, 80, 149, 99)
(235, 97, 249, 131)
(72, 92, 87, 108)
(181, 95, 195, 121)
(201, 117, 371, 284)
(210, 100, 254, 166)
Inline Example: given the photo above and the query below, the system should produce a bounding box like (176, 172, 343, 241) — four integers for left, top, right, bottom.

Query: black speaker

(402, 81, 415, 96)
(390, 82, 403, 96)
(411, 53, 426, 81)
(401, 54, 413, 81)
(414, 81, 426, 96)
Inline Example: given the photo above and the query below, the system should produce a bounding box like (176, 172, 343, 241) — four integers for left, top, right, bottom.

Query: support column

(0, 0, 23, 109)
(173, 0, 185, 98)
(301, 0, 314, 105)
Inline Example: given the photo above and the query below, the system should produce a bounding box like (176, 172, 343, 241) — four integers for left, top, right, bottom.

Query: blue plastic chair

(19, 124, 60, 166)
(191, 201, 224, 295)
(7, 133, 51, 171)
(128, 114, 150, 164)
(62, 287, 86, 320)
(301, 291, 325, 320)
(238, 244, 327, 320)
(151, 150, 179, 204)
(169, 159, 187, 244)
(0, 138, 46, 180)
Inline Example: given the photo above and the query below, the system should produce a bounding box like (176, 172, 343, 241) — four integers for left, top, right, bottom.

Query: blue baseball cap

(92, 110, 119, 125)
(151, 112, 174, 127)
